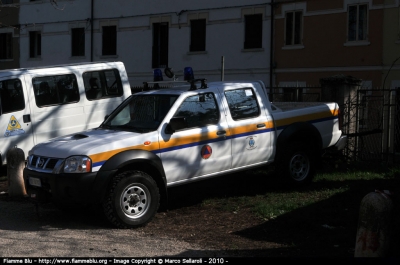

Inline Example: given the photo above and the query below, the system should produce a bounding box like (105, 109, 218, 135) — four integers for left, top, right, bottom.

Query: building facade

(382, 0, 400, 89)
(6, 1, 400, 90)
(273, 0, 389, 89)
(17, 0, 272, 87)
(0, 0, 20, 70)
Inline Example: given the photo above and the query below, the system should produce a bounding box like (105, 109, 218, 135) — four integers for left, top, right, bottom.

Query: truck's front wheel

(103, 170, 160, 228)
(279, 142, 316, 184)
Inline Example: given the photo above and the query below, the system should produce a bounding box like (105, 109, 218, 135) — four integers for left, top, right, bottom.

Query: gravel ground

(0, 195, 226, 257)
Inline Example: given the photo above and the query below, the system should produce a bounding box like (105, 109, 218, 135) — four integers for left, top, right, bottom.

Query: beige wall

(275, 71, 382, 87)
(274, 0, 384, 88)
(382, 1, 400, 88)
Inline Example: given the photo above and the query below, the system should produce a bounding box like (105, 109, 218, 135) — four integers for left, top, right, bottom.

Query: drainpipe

(91, 0, 94, 62)
(269, 0, 274, 101)
(221, 56, 224, 81)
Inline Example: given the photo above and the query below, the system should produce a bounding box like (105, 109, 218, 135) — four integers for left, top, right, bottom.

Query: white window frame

(345, 3, 370, 46)
(99, 20, 119, 59)
(280, 3, 306, 50)
(0, 29, 13, 61)
(187, 13, 209, 54)
(284, 10, 303, 46)
(28, 30, 42, 59)
(69, 22, 87, 59)
(241, 7, 266, 52)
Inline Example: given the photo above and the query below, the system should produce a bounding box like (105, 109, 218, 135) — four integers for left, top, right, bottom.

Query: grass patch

(195, 161, 400, 257)
(253, 187, 350, 220)
(315, 170, 386, 182)
(201, 163, 399, 221)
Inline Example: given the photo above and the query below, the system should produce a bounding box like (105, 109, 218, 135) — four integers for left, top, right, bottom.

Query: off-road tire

(277, 141, 316, 185)
(102, 170, 160, 228)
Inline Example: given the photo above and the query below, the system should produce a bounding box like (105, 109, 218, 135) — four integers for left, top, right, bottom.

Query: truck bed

(272, 102, 328, 112)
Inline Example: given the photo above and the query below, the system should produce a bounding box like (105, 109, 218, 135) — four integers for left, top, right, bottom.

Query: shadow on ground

(1, 163, 399, 258)
(161, 165, 400, 258)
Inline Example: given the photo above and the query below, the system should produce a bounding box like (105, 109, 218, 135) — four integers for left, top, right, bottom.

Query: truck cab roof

(138, 80, 266, 96)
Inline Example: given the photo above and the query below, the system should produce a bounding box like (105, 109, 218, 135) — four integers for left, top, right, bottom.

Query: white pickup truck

(23, 75, 347, 228)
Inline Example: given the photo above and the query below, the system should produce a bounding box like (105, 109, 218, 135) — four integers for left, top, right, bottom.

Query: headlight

(63, 156, 92, 173)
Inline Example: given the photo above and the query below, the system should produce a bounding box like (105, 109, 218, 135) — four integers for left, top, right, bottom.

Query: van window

(0, 79, 25, 114)
(83, 69, 123, 100)
(32, 74, 79, 107)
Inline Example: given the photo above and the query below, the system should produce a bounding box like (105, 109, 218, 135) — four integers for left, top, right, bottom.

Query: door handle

(216, 130, 226, 136)
(257, 123, 265, 128)
(23, 114, 31, 123)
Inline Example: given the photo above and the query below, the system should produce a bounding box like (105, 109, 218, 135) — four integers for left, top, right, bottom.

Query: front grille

(31, 156, 38, 166)
(28, 155, 63, 172)
(46, 159, 58, 169)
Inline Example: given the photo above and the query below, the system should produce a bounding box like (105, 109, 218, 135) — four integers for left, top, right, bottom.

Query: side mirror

(165, 117, 187, 134)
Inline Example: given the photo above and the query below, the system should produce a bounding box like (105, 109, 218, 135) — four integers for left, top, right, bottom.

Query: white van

(0, 61, 132, 166)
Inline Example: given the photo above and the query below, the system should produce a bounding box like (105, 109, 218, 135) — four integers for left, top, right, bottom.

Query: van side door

(27, 72, 83, 145)
(0, 76, 34, 165)
(82, 68, 129, 130)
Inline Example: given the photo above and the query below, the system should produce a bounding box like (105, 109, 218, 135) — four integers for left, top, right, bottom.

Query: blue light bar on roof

(184, 67, 194, 81)
(153, 69, 163, 81)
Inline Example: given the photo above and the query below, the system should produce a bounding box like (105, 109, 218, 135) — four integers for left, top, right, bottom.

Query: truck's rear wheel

(279, 141, 316, 184)
(102, 170, 160, 228)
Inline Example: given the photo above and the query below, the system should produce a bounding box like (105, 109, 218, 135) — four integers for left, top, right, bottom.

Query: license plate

(29, 177, 42, 187)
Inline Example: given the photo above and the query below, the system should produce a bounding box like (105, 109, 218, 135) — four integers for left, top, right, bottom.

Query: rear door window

(83, 69, 123, 100)
(224, 88, 260, 120)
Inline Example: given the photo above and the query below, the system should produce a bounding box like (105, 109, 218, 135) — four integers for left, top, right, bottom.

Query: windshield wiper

(100, 124, 112, 129)
(107, 124, 148, 133)
(101, 122, 157, 133)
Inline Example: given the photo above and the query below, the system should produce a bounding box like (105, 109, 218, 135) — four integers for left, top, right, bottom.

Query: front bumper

(334, 135, 348, 151)
(23, 168, 116, 204)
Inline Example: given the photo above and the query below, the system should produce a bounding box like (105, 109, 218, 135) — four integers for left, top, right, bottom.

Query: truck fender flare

(275, 122, 322, 160)
(93, 149, 167, 208)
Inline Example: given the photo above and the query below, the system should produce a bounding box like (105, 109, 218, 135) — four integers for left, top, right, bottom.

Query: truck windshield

(101, 94, 178, 133)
